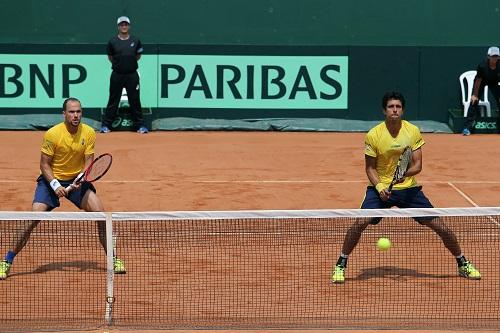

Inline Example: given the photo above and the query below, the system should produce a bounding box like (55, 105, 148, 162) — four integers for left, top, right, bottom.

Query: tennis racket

(387, 146, 412, 192)
(65, 153, 113, 192)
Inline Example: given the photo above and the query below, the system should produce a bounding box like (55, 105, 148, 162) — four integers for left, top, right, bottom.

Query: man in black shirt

(101, 16, 148, 134)
(462, 46, 500, 136)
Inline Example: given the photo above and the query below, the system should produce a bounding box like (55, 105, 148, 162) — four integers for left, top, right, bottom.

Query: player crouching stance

(331, 91, 480, 284)
(0, 98, 125, 280)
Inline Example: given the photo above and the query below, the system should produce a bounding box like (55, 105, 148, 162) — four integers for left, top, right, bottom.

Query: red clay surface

(3, 131, 500, 211)
(1, 131, 500, 333)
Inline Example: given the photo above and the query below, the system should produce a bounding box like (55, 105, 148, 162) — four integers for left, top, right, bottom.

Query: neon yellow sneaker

(458, 261, 481, 280)
(113, 257, 126, 274)
(0, 260, 12, 280)
(331, 265, 345, 284)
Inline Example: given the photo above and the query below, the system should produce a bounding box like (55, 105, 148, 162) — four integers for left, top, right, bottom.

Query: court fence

(0, 208, 499, 332)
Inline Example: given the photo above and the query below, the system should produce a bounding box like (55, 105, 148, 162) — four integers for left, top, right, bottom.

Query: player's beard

(68, 118, 81, 129)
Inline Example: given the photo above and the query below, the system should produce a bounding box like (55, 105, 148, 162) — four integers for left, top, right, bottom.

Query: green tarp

(0, 114, 453, 133)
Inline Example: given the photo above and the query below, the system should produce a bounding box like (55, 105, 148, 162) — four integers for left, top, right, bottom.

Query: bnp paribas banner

(0, 54, 158, 108)
(0, 54, 348, 109)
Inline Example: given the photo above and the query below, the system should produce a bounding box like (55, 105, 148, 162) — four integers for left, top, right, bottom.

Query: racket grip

(66, 172, 84, 192)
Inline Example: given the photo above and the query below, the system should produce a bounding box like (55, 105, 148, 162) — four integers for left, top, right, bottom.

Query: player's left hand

(395, 177, 406, 184)
(54, 186, 66, 198)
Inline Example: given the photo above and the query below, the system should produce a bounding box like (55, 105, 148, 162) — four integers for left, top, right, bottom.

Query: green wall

(0, 1, 498, 127)
(1, 1, 499, 46)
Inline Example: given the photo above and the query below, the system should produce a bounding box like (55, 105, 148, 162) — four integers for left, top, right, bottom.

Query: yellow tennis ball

(377, 237, 391, 251)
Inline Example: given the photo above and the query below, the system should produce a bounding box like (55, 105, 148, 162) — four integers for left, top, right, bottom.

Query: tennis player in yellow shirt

(0, 98, 125, 280)
(331, 91, 480, 284)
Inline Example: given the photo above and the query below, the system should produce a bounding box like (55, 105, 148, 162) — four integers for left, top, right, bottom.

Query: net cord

(110, 207, 500, 221)
(1, 208, 500, 221)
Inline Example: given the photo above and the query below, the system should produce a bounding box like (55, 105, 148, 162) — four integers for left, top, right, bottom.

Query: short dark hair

(62, 97, 81, 111)
(382, 91, 405, 109)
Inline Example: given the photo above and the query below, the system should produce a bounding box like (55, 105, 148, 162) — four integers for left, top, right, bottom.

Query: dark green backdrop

(1, 0, 499, 46)
(0, 1, 499, 125)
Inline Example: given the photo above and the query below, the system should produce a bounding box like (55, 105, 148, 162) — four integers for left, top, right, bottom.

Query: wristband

(375, 183, 386, 193)
(49, 179, 61, 192)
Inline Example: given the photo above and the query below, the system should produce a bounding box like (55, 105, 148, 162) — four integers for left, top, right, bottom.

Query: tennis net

(0, 208, 499, 331)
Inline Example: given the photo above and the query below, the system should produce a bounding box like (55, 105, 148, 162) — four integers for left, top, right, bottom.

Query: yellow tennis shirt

(364, 120, 425, 190)
(40, 122, 95, 181)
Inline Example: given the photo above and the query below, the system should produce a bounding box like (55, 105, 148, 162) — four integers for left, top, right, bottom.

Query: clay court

(1, 131, 500, 333)
(3, 131, 500, 211)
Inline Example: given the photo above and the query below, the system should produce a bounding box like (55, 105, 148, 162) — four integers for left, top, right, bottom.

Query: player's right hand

(379, 188, 391, 201)
(64, 172, 84, 194)
(471, 95, 479, 105)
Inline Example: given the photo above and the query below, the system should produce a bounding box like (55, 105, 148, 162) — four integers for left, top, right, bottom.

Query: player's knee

(32, 202, 50, 211)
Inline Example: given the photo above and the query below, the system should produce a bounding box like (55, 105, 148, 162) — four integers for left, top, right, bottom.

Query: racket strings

(396, 148, 412, 179)
(85, 155, 112, 182)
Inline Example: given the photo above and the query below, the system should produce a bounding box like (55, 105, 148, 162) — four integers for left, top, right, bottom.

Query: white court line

(3, 179, 500, 184)
(447, 182, 479, 207)
(448, 182, 500, 227)
(194, 180, 500, 184)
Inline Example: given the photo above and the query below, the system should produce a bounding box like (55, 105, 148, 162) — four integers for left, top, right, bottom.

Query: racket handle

(66, 172, 84, 192)
(65, 183, 75, 192)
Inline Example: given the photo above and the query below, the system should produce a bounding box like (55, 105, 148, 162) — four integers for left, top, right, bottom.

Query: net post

(104, 212, 114, 326)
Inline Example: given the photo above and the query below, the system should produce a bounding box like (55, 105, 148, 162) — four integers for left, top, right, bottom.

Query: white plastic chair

(459, 70, 491, 117)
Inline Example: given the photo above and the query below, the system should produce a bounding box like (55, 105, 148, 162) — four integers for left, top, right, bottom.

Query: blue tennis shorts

(33, 175, 96, 210)
(361, 186, 434, 225)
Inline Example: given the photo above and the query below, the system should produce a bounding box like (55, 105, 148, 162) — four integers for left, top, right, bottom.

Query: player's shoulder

(80, 123, 96, 135)
(45, 122, 65, 136)
(401, 120, 423, 136)
(367, 122, 386, 136)
(402, 120, 425, 147)
(402, 120, 419, 130)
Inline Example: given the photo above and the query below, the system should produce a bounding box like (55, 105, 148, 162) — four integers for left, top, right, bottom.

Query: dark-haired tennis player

(0, 98, 125, 280)
(331, 91, 480, 284)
